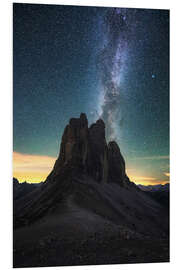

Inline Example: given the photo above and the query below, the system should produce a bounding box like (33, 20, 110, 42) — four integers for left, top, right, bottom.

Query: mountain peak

(47, 113, 132, 187)
(96, 118, 105, 127)
(80, 112, 88, 126)
(69, 112, 88, 129)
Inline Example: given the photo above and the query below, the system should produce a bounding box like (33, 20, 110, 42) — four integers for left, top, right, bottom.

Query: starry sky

(13, 3, 169, 185)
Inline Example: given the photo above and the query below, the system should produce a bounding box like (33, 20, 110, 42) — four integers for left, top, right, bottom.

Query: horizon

(13, 4, 169, 186)
(13, 173, 169, 187)
(13, 113, 169, 186)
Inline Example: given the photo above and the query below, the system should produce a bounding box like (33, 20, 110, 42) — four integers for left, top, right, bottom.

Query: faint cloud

(131, 155, 169, 161)
(129, 176, 156, 181)
(13, 152, 56, 183)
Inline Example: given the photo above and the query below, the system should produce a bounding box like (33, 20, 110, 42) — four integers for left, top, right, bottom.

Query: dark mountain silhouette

(13, 177, 43, 200)
(46, 113, 133, 186)
(13, 113, 169, 267)
(138, 183, 169, 210)
(138, 183, 169, 192)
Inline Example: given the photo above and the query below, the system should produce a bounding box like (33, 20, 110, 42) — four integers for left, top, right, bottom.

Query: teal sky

(13, 4, 169, 185)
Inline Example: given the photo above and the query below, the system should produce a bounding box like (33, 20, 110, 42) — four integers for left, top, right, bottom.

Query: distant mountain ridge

(138, 183, 169, 192)
(138, 183, 169, 210)
(13, 177, 43, 200)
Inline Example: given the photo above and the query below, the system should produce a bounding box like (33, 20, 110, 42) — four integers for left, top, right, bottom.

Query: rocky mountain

(46, 113, 132, 187)
(138, 183, 169, 210)
(13, 113, 169, 267)
(13, 178, 42, 201)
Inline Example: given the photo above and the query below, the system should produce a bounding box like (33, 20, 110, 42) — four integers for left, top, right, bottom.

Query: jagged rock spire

(108, 141, 129, 186)
(46, 113, 131, 187)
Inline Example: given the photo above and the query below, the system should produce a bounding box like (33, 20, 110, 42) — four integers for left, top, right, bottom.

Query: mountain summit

(46, 113, 132, 187)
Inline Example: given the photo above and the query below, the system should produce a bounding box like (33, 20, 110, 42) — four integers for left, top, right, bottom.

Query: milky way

(96, 8, 136, 141)
(14, 4, 169, 184)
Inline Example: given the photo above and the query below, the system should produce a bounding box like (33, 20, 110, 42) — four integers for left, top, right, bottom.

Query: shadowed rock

(47, 113, 130, 186)
(108, 141, 129, 186)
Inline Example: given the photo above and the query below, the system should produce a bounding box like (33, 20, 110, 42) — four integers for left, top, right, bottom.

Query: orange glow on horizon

(13, 152, 56, 183)
(127, 171, 169, 186)
(130, 177, 169, 186)
(13, 171, 48, 183)
(13, 152, 169, 186)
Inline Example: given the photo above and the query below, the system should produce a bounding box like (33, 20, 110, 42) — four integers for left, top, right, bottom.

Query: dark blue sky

(13, 4, 169, 184)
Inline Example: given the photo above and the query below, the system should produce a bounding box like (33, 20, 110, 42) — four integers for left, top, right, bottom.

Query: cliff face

(47, 113, 130, 187)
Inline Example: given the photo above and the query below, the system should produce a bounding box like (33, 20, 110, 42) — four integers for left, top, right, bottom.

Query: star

(13, 4, 169, 185)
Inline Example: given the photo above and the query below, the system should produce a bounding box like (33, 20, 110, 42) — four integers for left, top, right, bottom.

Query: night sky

(13, 3, 169, 184)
